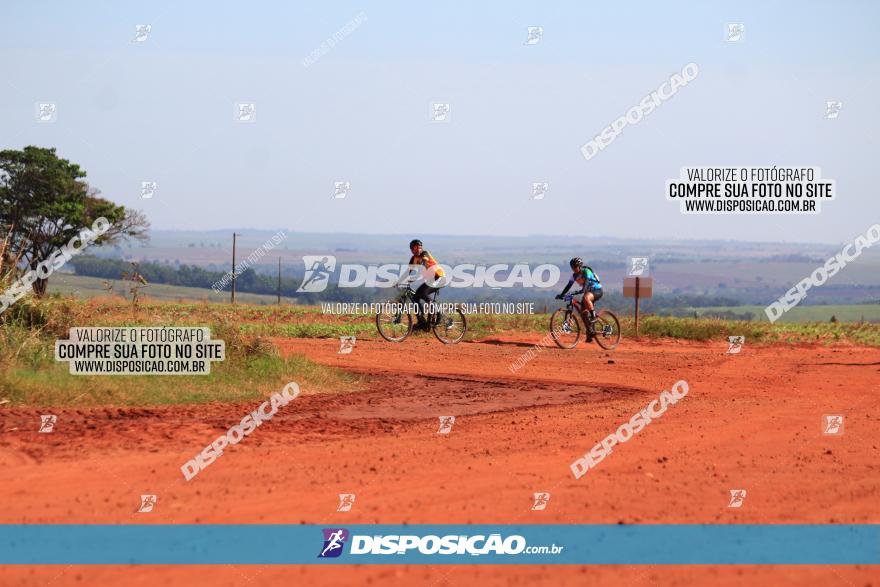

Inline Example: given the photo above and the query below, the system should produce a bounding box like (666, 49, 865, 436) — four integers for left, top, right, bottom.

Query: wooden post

(634, 276, 640, 339)
(624, 274, 651, 339)
(231, 233, 238, 304)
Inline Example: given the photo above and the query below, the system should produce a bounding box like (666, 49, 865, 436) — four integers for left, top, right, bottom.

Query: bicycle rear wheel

(432, 309, 467, 344)
(376, 306, 413, 342)
(593, 310, 621, 350)
(550, 309, 581, 349)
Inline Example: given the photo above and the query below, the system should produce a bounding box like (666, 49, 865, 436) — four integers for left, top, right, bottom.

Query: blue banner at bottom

(0, 525, 877, 564)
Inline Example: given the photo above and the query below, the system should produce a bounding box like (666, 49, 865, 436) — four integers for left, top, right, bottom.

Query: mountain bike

(549, 289, 621, 350)
(375, 284, 467, 344)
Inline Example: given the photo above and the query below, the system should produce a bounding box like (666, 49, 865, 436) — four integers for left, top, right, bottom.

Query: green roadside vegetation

(0, 297, 361, 407)
(2, 297, 877, 407)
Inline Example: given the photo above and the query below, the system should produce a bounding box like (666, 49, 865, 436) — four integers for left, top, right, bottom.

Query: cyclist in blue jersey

(556, 257, 604, 335)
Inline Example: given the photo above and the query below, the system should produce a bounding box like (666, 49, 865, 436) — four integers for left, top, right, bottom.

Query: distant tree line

(70, 255, 777, 310)
(69, 255, 376, 303)
(68, 255, 880, 315)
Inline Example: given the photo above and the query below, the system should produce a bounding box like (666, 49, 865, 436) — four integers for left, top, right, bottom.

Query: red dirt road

(2, 334, 879, 586)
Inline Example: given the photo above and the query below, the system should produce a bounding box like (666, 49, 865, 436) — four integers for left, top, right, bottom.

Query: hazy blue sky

(2, 1, 878, 243)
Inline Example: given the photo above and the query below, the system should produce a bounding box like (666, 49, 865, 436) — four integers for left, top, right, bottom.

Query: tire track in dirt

(0, 369, 646, 462)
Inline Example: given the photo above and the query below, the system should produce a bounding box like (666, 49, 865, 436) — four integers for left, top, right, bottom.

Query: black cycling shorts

(589, 288, 603, 302)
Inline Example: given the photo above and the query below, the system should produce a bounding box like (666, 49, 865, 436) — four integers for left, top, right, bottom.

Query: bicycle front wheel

(432, 310, 467, 344)
(593, 310, 621, 350)
(550, 308, 581, 349)
(376, 306, 413, 342)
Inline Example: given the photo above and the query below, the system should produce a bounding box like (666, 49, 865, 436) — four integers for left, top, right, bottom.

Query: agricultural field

(686, 304, 880, 323)
(47, 272, 292, 306)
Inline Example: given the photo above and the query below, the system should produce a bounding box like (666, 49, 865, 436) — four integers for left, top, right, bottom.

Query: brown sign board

(623, 277, 653, 298)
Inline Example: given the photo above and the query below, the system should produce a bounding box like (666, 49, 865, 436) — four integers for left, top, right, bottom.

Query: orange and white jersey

(408, 250, 446, 279)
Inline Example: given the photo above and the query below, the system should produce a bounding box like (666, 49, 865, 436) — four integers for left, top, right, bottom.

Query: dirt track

(2, 333, 879, 586)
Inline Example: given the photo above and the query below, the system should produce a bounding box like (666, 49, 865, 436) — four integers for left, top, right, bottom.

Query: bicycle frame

(394, 283, 441, 324)
(396, 283, 416, 303)
(376, 281, 465, 344)
(553, 288, 620, 350)
(563, 289, 585, 312)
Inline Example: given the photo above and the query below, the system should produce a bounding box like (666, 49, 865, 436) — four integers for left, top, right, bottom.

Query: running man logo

(431, 102, 450, 123)
(338, 336, 356, 354)
(825, 101, 843, 120)
(36, 103, 57, 123)
(318, 528, 350, 558)
(39, 415, 57, 433)
(728, 489, 747, 508)
(531, 182, 548, 200)
(138, 494, 157, 513)
(524, 26, 543, 45)
(298, 255, 336, 292)
(235, 102, 256, 123)
(437, 416, 456, 434)
(333, 181, 351, 199)
(726, 336, 745, 354)
(141, 181, 157, 200)
(132, 24, 151, 42)
(726, 23, 745, 42)
(823, 415, 844, 435)
(628, 257, 649, 277)
(531, 492, 550, 511)
(337, 493, 356, 512)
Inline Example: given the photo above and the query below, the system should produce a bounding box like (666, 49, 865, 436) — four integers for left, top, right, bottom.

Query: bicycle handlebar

(564, 289, 584, 301)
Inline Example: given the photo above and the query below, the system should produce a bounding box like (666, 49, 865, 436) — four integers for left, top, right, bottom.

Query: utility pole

(231, 232, 240, 304)
(277, 257, 281, 305)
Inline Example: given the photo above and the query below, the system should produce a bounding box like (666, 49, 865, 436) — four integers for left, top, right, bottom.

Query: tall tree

(0, 146, 148, 295)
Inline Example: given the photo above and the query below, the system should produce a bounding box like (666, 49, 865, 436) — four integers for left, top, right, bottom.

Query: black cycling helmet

(569, 257, 583, 269)
(409, 239, 422, 248)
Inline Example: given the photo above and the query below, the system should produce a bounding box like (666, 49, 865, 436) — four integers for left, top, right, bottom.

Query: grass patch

(682, 304, 880, 323)
(454, 308, 880, 346)
(625, 315, 880, 345)
(240, 321, 374, 339)
(0, 298, 360, 407)
(0, 353, 356, 407)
